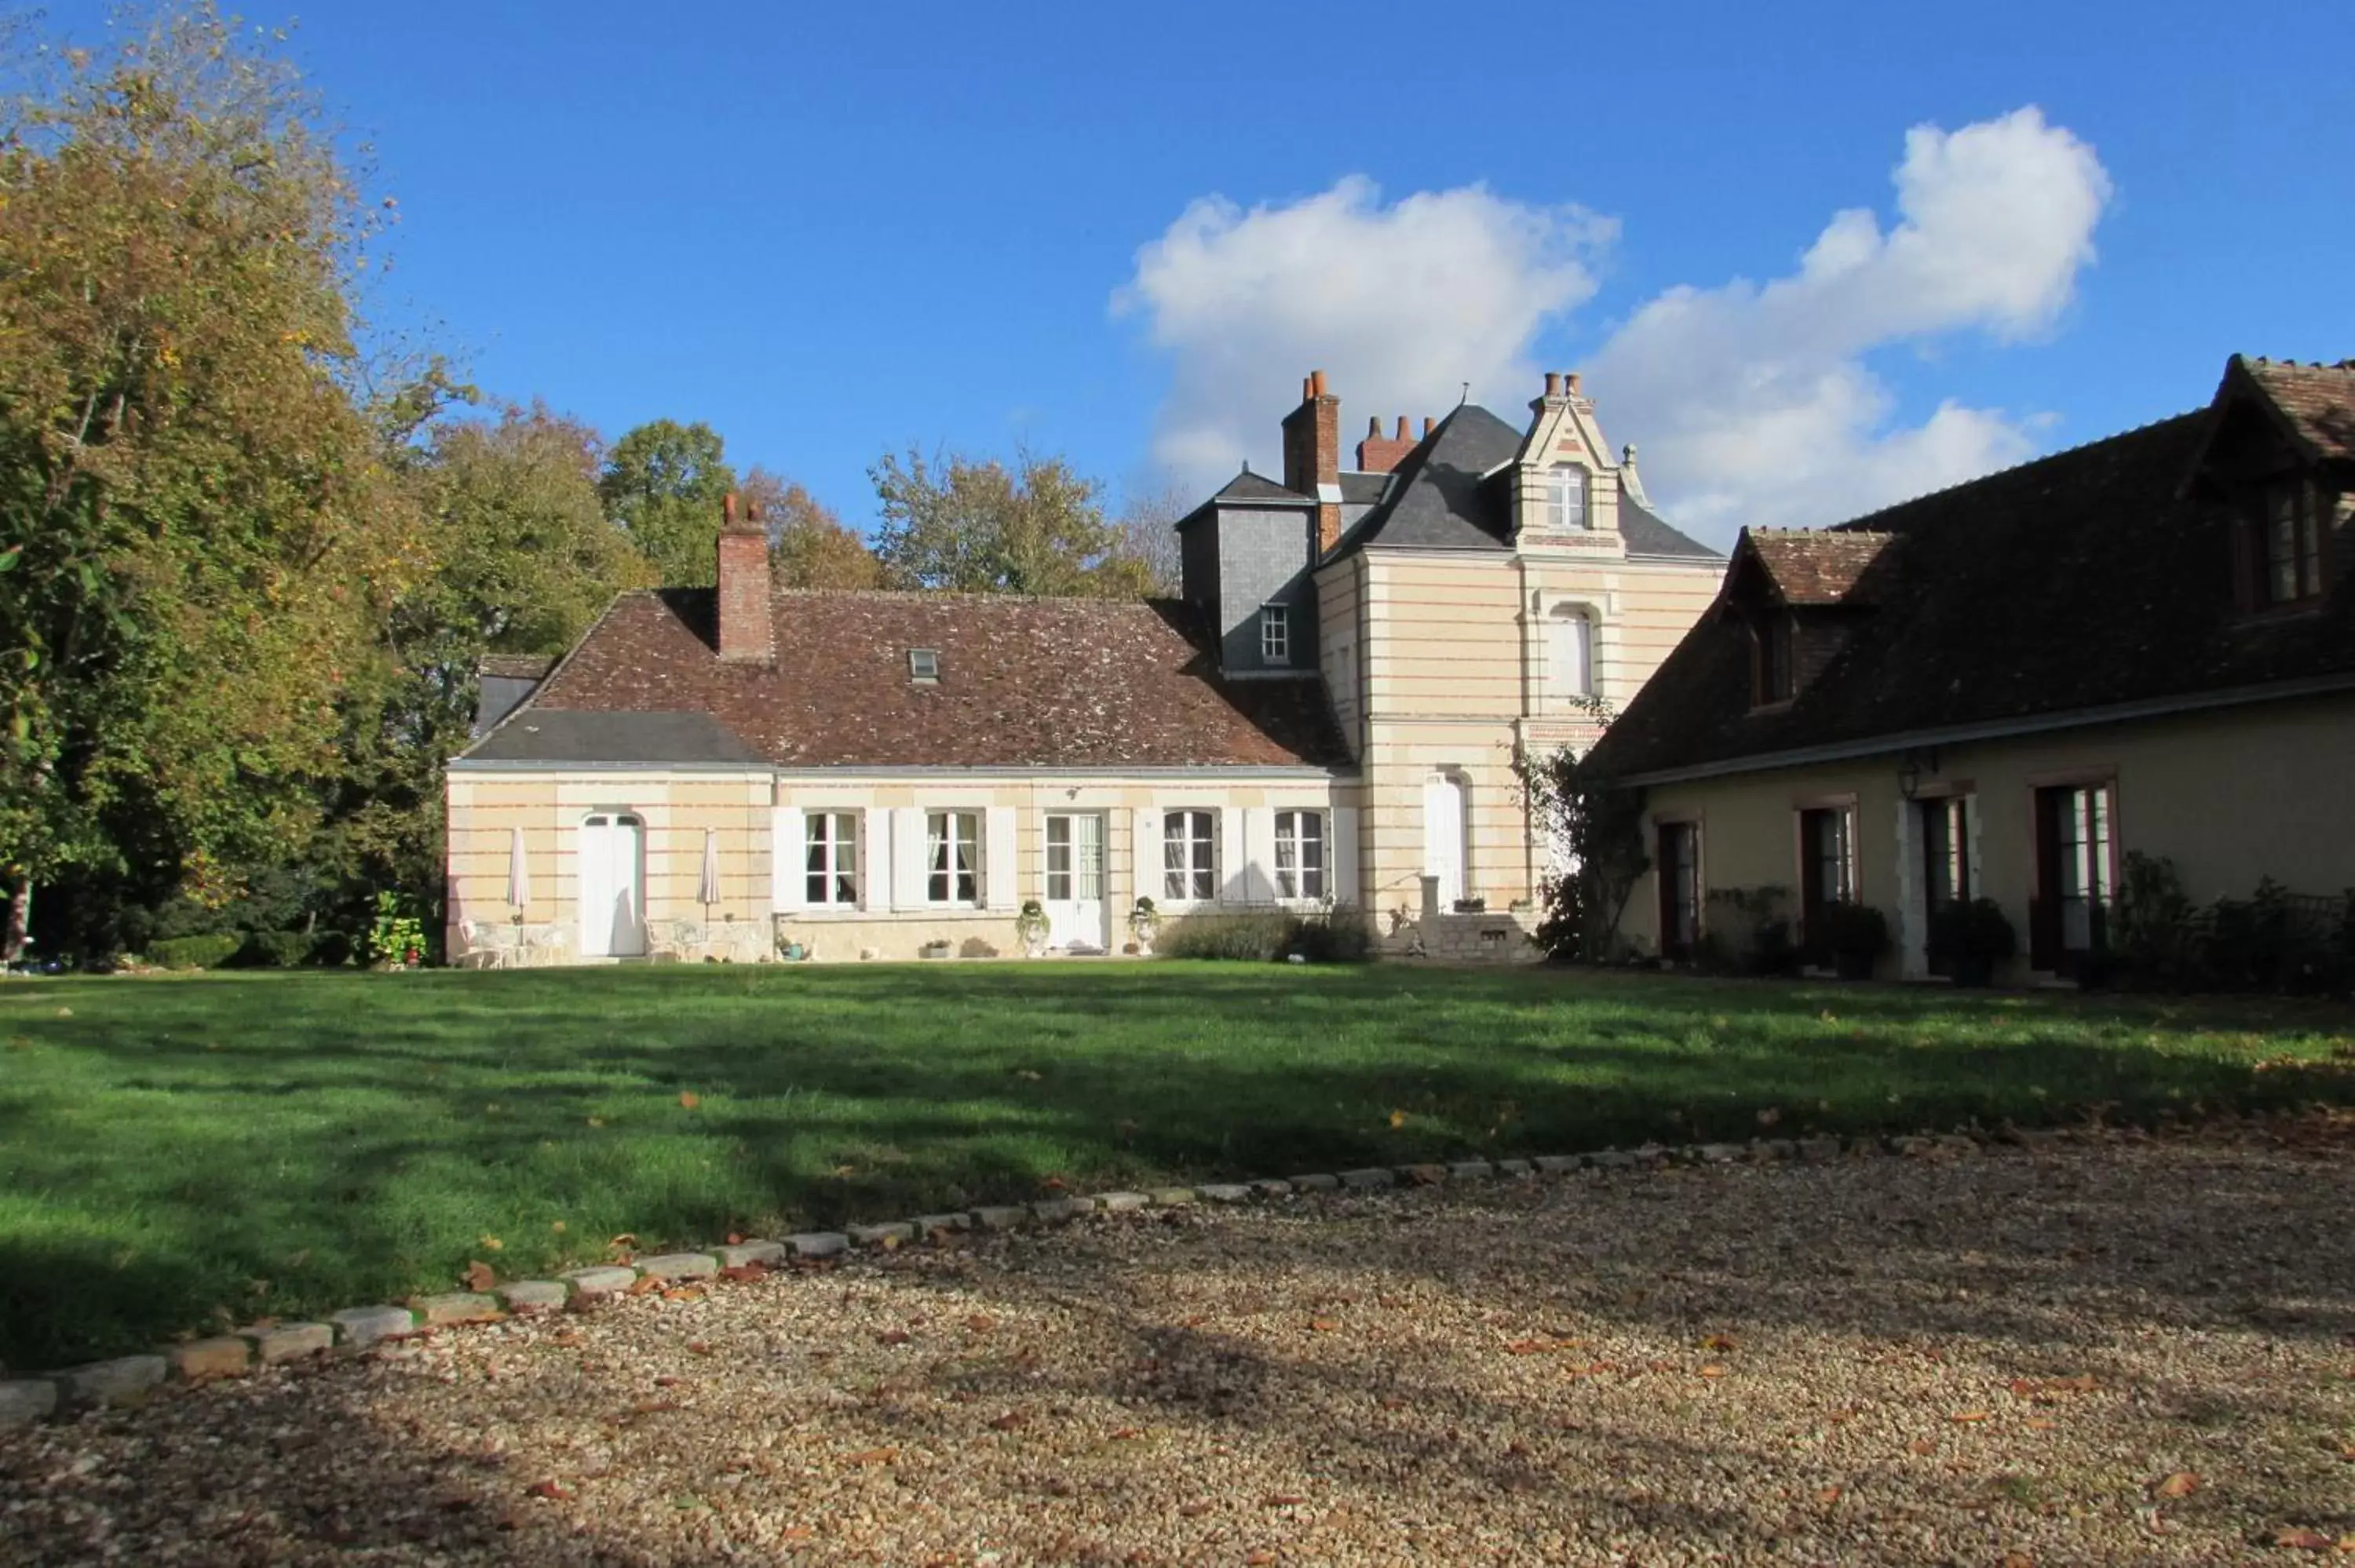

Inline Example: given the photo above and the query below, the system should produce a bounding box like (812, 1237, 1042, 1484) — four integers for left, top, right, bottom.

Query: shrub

(148, 934, 242, 971)
(1703, 885, 1800, 977)
(230, 930, 317, 968)
(1819, 900, 1890, 957)
(1928, 897, 2015, 985)
(1156, 906, 1374, 964)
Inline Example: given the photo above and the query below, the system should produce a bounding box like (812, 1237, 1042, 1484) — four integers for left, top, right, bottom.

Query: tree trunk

(2, 873, 29, 965)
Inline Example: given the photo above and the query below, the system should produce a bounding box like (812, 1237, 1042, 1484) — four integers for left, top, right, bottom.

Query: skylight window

(908, 648, 940, 684)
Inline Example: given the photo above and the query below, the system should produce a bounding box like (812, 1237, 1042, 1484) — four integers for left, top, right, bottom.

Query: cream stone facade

(444, 370, 1723, 966)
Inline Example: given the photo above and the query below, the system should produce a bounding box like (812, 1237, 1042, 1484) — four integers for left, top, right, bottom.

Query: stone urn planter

(1016, 899, 1051, 958)
(1128, 897, 1159, 956)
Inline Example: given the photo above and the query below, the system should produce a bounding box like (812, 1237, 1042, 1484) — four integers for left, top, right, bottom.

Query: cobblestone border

(0, 1121, 2086, 1428)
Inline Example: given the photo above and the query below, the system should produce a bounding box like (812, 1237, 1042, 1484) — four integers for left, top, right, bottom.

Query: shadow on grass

(1, 964, 2350, 1365)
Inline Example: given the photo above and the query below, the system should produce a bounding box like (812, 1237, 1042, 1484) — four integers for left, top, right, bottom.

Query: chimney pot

(723, 491, 738, 527)
(1422, 416, 1435, 436)
(1567, 371, 1583, 396)
(1309, 369, 1328, 399)
(1367, 415, 1382, 437)
(1394, 415, 1409, 439)
(1543, 371, 1561, 399)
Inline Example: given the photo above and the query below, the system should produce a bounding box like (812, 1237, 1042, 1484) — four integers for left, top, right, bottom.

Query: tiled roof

(2239, 356, 2355, 460)
(1586, 399, 2355, 782)
(469, 589, 1352, 771)
(1744, 530, 1898, 605)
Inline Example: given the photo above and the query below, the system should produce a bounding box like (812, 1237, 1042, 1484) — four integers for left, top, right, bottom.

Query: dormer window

(1259, 603, 1291, 665)
(2249, 475, 2328, 608)
(908, 648, 940, 683)
(1752, 613, 1794, 706)
(1547, 464, 1589, 531)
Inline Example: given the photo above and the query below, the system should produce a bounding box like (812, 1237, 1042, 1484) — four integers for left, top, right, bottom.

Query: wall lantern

(1896, 746, 1941, 800)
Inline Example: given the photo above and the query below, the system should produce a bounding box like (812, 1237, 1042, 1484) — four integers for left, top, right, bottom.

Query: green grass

(2, 962, 2350, 1368)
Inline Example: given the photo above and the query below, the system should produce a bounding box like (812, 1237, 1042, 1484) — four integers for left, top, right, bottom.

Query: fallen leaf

(652, 1375, 681, 1388)
(2026, 1418, 2057, 1431)
(1817, 1485, 1842, 1504)
(845, 1447, 898, 1466)
(988, 1410, 1025, 1431)
(1700, 1364, 1729, 1379)
(1178, 1500, 1213, 1518)
(1109, 1426, 1143, 1439)
(462, 1260, 496, 1292)
(1504, 1339, 1552, 1355)
(478, 1234, 503, 1252)
(660, 1287, 704, 1303)
(781, 1526, 815, 1541)
(608, 1233, 637, 1249)
(1389, 1109, 1407, 1129)
(2002, 1555, 2034, 1568)
(1247, 1554, 1277, 1566)
(720, 1265, 764, 1282)
(1261, 1493, 1305, 1507)
(1909, 1439, 1937, 1455)
(876, 1329, 911, 1346)
(1950, 1410, 1992, 1423)
(2153, 1471, 2200, 1499)
(626, 1274, 662, 1296)
(2275, 1527, 2334, 1550)
(525, 1479, 575, 1501)
(678, 1092, 700, 1110)
(1700, 1333, 1740, 1352)
(966, 1315, 996, 1333)
(1309, 1318, 1339, 1333)
(686, 1340, 712, 1356)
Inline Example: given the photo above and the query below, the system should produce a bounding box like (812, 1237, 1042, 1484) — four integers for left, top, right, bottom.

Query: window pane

(1076, 815, 1103, 900)
(928, 813, 948, 902)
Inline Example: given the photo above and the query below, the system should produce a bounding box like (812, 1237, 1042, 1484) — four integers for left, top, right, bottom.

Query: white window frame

(1272, 809, 1326, 901)
(1547, 464, 1589, 531)
(804, 811, 859, 907)
(926, 809, 980, 906)
(1163, 808, 1216, 903)
(909, 647, 940, 683)
(1259, 603, 1291, 665)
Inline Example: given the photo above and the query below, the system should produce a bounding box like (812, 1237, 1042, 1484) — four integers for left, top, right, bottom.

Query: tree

(738, 467, 883, 590)
(1108, 477, 1191, 597)
(869, 447, 1148, 597)
(1517, 721, 1649, 963)
(598, 418, 736, 587)
(0, 3, 433, 958)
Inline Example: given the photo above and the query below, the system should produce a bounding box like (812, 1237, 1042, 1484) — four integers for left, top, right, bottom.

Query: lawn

(2, 961, 2350, 1369)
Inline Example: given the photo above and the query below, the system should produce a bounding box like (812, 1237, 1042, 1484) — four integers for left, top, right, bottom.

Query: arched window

(1546, 465, 1589, 531)
(1547, 603, 1594, 699)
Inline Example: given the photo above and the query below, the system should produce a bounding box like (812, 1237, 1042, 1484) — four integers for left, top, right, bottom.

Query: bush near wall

(2107, 853, 2355, 995)
(1156, 906, 1375, 963)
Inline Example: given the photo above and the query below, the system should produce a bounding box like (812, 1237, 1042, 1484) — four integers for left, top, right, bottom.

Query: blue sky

(59, 1, 2355, 544)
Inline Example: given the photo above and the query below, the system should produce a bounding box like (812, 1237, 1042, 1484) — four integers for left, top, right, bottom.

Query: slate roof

(1743, 530, 1899, 605)
(1337, 472, 1392, 505)
(1327, 404, 1721, 561)
(1586, 402, 2355, 783)
(1207, 469, 1313, 505)
(476, 654, 557, 681)
(461, 589, 1352, 771)
(2240, 357, 2355, 460)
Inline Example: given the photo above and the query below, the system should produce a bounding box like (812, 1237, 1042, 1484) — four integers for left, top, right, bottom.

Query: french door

(1042, 813, 1106, 952)
(1919, 796, 1972, 976)
(2032, 783, 2113, 973)
(578, 812, 647, 957)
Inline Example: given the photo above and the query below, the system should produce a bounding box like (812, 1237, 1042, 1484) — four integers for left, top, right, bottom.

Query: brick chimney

(1280, 369, 1342, 555)
(1355, 414, 1419, 475)
(715, 491, 773, 662)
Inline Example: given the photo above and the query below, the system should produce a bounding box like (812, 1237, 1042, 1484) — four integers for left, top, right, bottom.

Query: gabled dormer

(1509, 371, 1626, 558)
(2186, 355, 2355, 617)
(1718, 528, 1897, 709)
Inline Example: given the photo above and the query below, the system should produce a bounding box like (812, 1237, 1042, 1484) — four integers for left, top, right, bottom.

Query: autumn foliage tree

(0, 4, 443, 957)
(870, 447, 1155, 598)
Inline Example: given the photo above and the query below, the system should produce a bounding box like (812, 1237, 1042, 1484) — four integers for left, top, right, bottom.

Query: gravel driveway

(7, 1118, 2354, 1566)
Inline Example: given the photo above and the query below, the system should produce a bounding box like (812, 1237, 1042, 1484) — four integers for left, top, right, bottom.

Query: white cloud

(1118, 108, 2112, 542)
(1113, 175, 1613, 484)
(1588, 106, 2112, 536)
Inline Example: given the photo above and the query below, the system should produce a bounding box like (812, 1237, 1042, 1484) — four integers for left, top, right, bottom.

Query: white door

(1423, 774, 1466, 907)
(1043, 813, 1107, 952)
(578, 813, 647, 957)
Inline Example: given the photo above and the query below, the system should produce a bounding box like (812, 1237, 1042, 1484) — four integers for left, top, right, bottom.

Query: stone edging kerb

(0, 1124, 2075, 1428)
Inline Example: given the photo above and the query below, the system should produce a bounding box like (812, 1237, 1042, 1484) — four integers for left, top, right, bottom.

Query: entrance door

(578, 812, 647, 957)
(1422, 773, 1466, 907)
(1919, 796, 1972, 976)
(1043, 813, 1106, 952)
(2032, 783, 2112, 973)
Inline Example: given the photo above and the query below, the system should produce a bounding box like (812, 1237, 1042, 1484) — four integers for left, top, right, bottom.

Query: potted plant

(1929, 897, 2015, 987)
(1016, 899, 1051, 957)
(1819, 899, 1889, 980)
(1129, 897, 1159, 954)
(367, 892, 426, 972)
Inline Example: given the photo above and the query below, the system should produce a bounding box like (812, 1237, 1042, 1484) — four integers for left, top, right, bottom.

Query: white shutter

(1133, 808, 1159, 908)
(772, 806, 805, 913)
(1332, 806, 1360, 907)
(1893, 800, 1919, 978)
(893, 807, 928, 909)
(1243, 807, 1276, 905)
(1218, 808, 1245, 906)
(858, 808, 881, 912)
(984, 807, 1018, 910)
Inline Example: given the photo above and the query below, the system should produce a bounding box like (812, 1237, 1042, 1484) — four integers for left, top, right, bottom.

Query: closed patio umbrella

(698, 829, 721, 916)
(506, 826, 531, 915)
